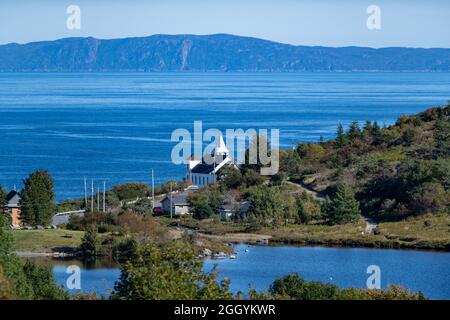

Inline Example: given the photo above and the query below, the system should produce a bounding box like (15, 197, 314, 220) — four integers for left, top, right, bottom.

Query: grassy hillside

(175, 105, 449, 250)
(280, 104, 450, 221)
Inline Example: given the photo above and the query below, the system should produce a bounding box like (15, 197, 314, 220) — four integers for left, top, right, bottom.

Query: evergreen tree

(347, 121, 362, 141)
(20, 171, 56, 226)
(324, 184, 361, 225)
(363, 120, 373, 134)
(336, 123, 346, 148)
(434, 117, 450, 154)
(371, 121, 381, 138)
(0, 187, 7, 210)
(79, 225, 100, 257)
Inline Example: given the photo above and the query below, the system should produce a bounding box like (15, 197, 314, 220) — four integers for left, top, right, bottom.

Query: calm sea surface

(1, 72, 449, 199)
(32, 245, 450, 300)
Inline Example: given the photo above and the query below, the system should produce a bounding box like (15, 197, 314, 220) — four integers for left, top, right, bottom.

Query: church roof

(191, 163, 215, 174)
(215, 135, 229, 155)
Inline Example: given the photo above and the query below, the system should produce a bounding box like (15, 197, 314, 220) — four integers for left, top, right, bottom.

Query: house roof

(162, 192, 189, 206)
(240, 201, 251, 213)
(220, 200, 251, 213)
(6, 191, 20, 207)
(220, 202, 240, 211)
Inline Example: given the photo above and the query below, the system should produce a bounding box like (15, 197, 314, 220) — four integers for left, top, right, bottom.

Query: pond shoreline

(198, 232, 450, 252)
(15, 251, 76, 258)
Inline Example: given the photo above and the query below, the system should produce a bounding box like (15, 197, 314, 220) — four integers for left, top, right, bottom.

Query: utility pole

(84, 176, 87, 209)
(213, 153, 216, 184)
(170, 182, 173, 219)
(151, 169, 155, 210)
(97, 185, 100, 212)
(91, 179, 94, 212)
(103, 181, 106, 213)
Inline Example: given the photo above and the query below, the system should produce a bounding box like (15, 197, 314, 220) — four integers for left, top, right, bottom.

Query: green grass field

(12, 229, 85, 253)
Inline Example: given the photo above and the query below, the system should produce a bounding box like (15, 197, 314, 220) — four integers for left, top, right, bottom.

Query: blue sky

(1, 0, 449, 48)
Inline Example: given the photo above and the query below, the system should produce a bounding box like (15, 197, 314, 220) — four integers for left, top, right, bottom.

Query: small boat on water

(229, 254, 237, 259)
(244, 249, 249, 253)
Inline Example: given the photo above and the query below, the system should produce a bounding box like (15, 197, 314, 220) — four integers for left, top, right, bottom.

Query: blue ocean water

(0, 72, 449, 199)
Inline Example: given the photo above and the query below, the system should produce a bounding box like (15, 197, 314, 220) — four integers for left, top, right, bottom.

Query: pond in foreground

(33, 244, 450, 299)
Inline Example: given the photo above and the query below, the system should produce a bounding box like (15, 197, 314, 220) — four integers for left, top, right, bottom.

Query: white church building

(187, 135, 237, 188)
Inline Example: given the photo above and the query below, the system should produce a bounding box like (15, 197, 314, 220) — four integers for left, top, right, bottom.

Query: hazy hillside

(1, 34, 450, 72)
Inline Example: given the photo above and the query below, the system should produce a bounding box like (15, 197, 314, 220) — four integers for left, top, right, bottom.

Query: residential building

(187, 135, 237, 188)
(220, 200, 251, 221)
(161, 192, 190, 216)
(6, 190, 21, 226)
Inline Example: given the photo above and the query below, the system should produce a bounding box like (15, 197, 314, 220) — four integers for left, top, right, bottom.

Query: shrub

(189, 193, 214, 220)
(296, 192, 322, 224)
(243, 169, 265, 187)
(270, 274, 340, 300)
(247, 185, 286, 225)
(220, 167, 242, 189)
(111, 240, 232, 300)
(409, 182, 448, 215)
(112, 183, 149, 201)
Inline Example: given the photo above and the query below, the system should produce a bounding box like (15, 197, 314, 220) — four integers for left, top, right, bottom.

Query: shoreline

(193, 231, 450, 252)
(15, 251, 76, 258)
(15, 238, 450, 259)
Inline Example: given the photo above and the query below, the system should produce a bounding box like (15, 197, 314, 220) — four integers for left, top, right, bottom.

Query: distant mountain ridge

(1, 34, 450, 72)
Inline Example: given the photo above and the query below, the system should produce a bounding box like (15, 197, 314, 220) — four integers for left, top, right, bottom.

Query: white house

(187, 135, 237, 188)
(161, 192, 190, 216)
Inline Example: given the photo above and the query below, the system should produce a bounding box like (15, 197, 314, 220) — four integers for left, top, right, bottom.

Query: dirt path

(286, 180, 325, 200)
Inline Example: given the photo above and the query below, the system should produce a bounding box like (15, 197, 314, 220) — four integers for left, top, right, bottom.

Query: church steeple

(214, 135, 229, 157)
